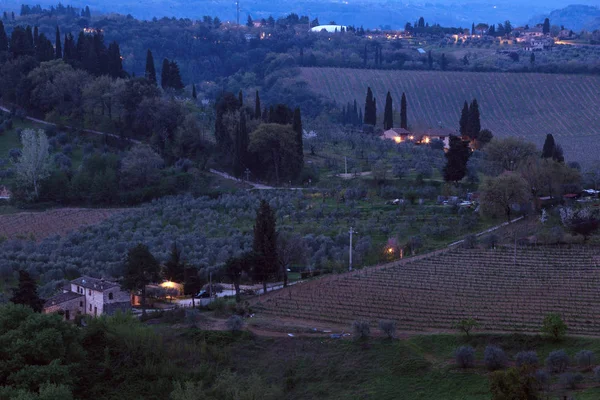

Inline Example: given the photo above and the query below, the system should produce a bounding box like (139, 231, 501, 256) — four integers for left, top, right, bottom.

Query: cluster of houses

(382, 127, 457, 149)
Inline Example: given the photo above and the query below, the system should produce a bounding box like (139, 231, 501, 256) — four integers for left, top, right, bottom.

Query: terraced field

(0, 208, 126, 241)
(301, 68, 600, 164)
(255, 246, 600, 335)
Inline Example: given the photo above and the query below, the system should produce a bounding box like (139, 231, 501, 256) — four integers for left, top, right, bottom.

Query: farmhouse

(382, 127, 456, 149)
(43, 276, 130, 321)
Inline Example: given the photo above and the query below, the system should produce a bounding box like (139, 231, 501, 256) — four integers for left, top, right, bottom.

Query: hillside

(530, 5, 600, 32)
(300, 67, 600, 164)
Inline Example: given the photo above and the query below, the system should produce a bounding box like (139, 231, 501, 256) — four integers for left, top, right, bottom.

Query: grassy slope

(187, 327, 600, 400)
(300, 68, 600, 164)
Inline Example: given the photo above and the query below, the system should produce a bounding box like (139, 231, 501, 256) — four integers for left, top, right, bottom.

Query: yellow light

(387, 247, 394, 254)
(409, 135, 414, 140)
(394, 137, 402, 143)
(424, 137, 430, 144)
(161, 281, 176, 289)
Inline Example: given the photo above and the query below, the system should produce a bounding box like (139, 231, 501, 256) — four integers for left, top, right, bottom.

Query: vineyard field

(300, 68, 600, 164)
(255, 246, 600, 335)
(0, 208, 126, 241)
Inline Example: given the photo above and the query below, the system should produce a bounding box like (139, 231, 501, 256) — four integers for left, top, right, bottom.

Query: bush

(8, 148, 21, 162)
(559, 372, 583, 390)
(378, 320, 397, 339)
(575, 350, 594, 369)
(546, 350, 569, 373)
(462, 234, 478, 249)
(455, 318, 479, 337)
(534, 369, 549, 391)
(484, 345, 507, 371)
(541, 313, 567, 341)
(515, 351, 539, 368)
(352, 320, 371, 340)
(594, 365, 600, 382)
(62, 144, 73, 155)
(483, 233, 499, 249)
(455, 346, 475, 368)
(226, 315, 244, 332)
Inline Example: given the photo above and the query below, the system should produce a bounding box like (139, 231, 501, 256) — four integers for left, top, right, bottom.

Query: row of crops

(255, 246, 600, 335)
(301, 67, 600, 164)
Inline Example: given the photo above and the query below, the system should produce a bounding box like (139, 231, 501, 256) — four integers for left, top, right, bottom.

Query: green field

(301, 67, 600, 164)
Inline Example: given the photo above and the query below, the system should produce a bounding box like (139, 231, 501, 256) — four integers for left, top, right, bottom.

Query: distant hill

(301, 67, 600, 164)
(529, 5, 600, 32)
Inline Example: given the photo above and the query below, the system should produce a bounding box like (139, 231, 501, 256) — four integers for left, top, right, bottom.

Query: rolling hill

(300, 67, 600, 164)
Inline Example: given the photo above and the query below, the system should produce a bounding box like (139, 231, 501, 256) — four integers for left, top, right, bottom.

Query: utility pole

(349, 227, 355, 271)
(345, 156, 348, 175)
(236, 0, 240, 25)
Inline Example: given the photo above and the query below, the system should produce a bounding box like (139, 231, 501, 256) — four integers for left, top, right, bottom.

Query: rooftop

(71, 276, 120, 291)
(44, 291, 83, 307)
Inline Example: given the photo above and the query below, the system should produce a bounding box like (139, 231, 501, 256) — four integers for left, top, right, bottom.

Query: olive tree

(480, 172, 530, 222)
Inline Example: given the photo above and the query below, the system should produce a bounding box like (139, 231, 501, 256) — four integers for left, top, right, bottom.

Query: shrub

(462, 234, 478, 249)
(8, 148, 21, 162)
(378, 320, 397, 339)
(483, 233, 499, 249)
(455, 346, 475, 368)
(575, 350, 594, 369)
(352, 320, 371, 340)
(546, 350, 569, 373)
(62, 144, 73, 155)
(559, 372, 583, 390)
(541, 313, 567, 341)
(515, 351, 539, 368)
(594, 365, 600, 382)
(226, 315, 244, 332)
(484, 345, 507, 371)
(534, 369, 549, 391)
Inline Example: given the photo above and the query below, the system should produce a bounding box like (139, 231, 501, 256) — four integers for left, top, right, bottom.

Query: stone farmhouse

(43, 276, 130, 321)
(382, 127, 457, 149)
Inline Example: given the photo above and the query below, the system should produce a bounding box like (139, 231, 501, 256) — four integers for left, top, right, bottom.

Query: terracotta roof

(44, 292, 83, 307)
(71, 276, 120, 291)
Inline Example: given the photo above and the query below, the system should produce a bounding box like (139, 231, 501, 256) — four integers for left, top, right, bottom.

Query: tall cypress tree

(10, 270, 43, 312)
(443, 136, 471, 183)
(0, 21, 8, 52)
(400, 92, 408, 129)
(468, 99, 481, 140)
(255, 90, 261, 119)
(383, 91, 393, 130)
(541, 134, 556, 159)
(293, 107, 304, 175)
(253, 200, 278, 294)
(54, 26, 62, 59)
(352, 100, 358, 126)
(107, 41, 123, 78)
(459, 101, 469, 137)
(238, 90, 243, 107)
(26, 26, 34, 50)
(168, 60, 184, 90)
(364, 87, 375, 126)
(33, 26, 39, 49)
(192, 84, 197, 99)
(543, 18, 550, 35)
(145, 49, 156, 84)
(161, 58, 170, 89)
(233, 110, 248, 178)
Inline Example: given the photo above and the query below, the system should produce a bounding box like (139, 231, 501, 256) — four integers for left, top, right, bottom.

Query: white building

(44, 276, 131, 321)
(310, 25, 347, 33)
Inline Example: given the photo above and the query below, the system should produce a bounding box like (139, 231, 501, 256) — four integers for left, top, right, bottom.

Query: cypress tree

(107, 41, 123, 78)
(168, 60, 184, 90)
(543, 18, 550, 35)
(10, 270, 43, 312)
(459, 101, 469, 137)
(0, 21, 8, 52)
(468, 99, 481, 140)
(293, 107, 304, 175)
(383, 91, 393, 130)
(262, 107, 268, 122)
(541, 134, 556, 159)
(253, 200, 278, 294)
(238, 90, 243, 107)
(145, 49, 157, 84)
(254, 91, 261, 119)
(352, 100, 358, 125)
(85, 6, 91, 18)
(443, 136, 471, 183)
(472, 22, 475, 35)
(268, 105, 274, 123)
(192, 84, 197, 99)
(26, 26, 34, 50)
(33, 26, 39, 49)
(365, 87, 375, 125)
(373, 97, 377, 126)
(359, 109, 363, 125)
(161, 58, 171, 89)
(400, 92, 408, 129)
(233, 110, 248, 178)
(54, 26, 62, 59)
(428, 50, 433, 69)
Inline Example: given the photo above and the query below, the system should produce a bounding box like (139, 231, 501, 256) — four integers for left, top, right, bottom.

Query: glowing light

(424, 137, 430, 144)
(409, 135, 414, 140)
(393, 137, 402, 143)
(387, 247, 394, 254)
(160, 281, 176, 289)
